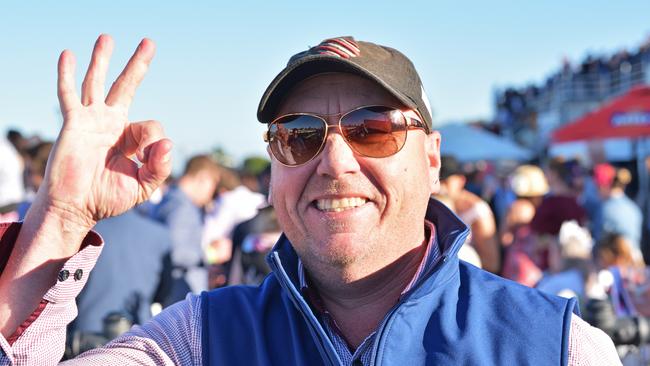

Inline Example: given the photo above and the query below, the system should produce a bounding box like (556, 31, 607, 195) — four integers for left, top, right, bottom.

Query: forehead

(275, 72, 404, 116)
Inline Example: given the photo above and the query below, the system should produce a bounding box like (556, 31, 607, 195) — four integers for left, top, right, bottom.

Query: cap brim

(257, 55, 418, 123)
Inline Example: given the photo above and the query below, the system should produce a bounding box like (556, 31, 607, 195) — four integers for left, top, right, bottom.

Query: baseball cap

(510, 165, 549, 197)
(257, 36, 433, 130)
(593, 163, 616, 189)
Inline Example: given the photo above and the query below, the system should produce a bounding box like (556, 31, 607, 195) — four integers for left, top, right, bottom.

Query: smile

(315, 197, 368, 212)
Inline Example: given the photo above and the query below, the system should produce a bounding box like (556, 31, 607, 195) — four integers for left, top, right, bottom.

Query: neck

(305, 233, 428, 349)
(610, 187, 624, 197)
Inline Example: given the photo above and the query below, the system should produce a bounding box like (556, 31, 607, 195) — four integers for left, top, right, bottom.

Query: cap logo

(311, 37, 360, 59)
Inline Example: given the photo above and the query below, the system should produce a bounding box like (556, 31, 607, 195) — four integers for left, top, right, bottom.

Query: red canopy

(552, 85, 650, 143)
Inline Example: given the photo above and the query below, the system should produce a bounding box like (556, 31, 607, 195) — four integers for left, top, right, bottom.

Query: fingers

(81, 34, 114, 106)
(137, 138, 173, 202)
(119, 120, 165, 159)
(57, 50, 81, 117)
(105, 38, 156, 109)
(117, 120, 171, 202)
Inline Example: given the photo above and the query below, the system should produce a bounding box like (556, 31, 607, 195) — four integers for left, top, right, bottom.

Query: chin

(307, 238, 368, 268)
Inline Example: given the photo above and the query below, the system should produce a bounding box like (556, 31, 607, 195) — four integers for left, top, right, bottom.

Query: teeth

(316, 197, 367, 212)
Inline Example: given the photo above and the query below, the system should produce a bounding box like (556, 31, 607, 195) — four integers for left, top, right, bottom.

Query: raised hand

(0, 34, 172, 339)
(39, 34, 172, 230)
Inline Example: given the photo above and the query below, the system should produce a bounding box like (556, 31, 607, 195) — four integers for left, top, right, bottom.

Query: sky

(1, 1, 649, 173)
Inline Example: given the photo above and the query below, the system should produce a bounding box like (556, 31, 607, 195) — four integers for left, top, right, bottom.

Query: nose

(315, 128, 361, 178)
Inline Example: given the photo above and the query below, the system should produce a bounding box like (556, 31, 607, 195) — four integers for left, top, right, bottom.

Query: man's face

(268, 73, 441, 272)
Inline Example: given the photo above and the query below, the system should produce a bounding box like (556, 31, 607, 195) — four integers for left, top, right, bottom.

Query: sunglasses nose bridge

(321, 114, 343, 135)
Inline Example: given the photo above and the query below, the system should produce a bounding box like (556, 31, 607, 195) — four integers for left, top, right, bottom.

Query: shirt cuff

(0, 221, 104, 345)
(43, 229, 103, 303)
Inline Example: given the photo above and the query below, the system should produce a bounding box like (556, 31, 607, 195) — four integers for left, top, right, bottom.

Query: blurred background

(3, 1, 650, 363)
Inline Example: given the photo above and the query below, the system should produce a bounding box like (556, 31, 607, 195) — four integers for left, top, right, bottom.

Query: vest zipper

(368, 226, 470, 365)
(368, 254, 450, 366)
(269, 252, 343, 366)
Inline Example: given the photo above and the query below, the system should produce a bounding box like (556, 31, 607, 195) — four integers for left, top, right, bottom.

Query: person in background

(530, 158, 587, 236)
(593, 164, 642, 250)
(500, 165, 549, 286)
(536, 221, 595, 301)
(152, 154, 220, 306)
(432, 194, 483, 268)
(0, 136, 25, 219)
(228, 165, 281, 286)
(500, 198, 536, 248)
(439, 155, 500, 273)
(595, 232, 644, 270)
(17, 141, 54, 220)
(70, 207, 171, 335)
(202, 164, 266, 288)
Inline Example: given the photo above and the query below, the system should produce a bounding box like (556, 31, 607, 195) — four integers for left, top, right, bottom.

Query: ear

(266, 146, 275, 206)
(425, 131, 442, 194)
(267, 183, 274, 206)
(266, 145, 273, 160)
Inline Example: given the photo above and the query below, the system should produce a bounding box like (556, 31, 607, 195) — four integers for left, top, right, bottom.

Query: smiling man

(0, 35, 619, 365)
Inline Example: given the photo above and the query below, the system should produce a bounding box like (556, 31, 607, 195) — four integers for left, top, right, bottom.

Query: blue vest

(202, 199, 578, 365)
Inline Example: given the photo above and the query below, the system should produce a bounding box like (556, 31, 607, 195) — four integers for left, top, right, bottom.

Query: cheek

(269, 164, 309, 213)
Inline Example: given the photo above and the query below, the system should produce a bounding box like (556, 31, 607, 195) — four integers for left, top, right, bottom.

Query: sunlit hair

(183, 155, 220, 179)
(596, 232, 645, 268)
(612, 167, 632, 189)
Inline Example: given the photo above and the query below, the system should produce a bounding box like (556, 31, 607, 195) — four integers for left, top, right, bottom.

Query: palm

(42, 35, 171, 227)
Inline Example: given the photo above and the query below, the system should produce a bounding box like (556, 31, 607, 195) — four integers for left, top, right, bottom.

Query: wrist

(22, 196, 96, 258)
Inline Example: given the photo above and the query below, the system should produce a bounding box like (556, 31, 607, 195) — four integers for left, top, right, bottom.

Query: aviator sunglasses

(264, 105, 429, 167)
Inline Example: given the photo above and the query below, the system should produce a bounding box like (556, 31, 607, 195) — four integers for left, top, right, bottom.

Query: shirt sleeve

(0, 221, 203, 366)
(568, 313, 621, 366)
(0, 222, 103, 366)
(61, 294, 202, 366)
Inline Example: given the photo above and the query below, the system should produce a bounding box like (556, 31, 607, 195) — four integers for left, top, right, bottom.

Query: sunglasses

(264, 105, 429, 167)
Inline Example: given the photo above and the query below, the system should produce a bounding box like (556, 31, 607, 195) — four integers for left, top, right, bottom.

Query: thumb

(137, 138, 173, 203)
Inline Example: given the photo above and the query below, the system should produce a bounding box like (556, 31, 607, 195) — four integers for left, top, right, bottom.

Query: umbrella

(437, 123, 533, 162)
(552, 86, 650, 143)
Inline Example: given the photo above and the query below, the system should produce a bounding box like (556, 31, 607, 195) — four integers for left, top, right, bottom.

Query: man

(0, 35, 619, 365)
(152, 154, 220, 305)
(593, 163, 642, 250)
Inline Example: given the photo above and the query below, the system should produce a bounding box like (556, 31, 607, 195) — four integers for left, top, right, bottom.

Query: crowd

(494, 36, 650, 147)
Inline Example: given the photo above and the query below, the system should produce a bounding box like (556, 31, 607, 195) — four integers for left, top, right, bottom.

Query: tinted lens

(340, 106, 407, 157)
(268, 115, 326, 166)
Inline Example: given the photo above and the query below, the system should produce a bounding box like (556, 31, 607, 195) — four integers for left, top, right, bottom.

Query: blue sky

(1, 1, 649, 172)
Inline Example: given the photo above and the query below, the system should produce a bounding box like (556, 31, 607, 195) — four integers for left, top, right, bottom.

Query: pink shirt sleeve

(568, 313, 621, 365)
(0, 221, 103, 365)
(61, 294, 202, 365)
(0, 222, 203, 366)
